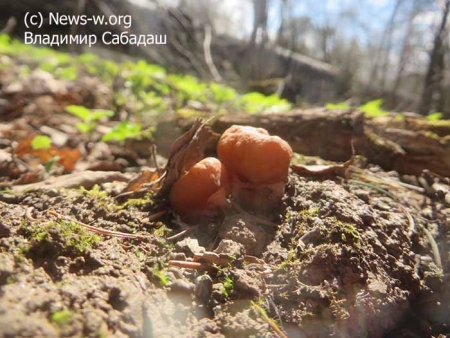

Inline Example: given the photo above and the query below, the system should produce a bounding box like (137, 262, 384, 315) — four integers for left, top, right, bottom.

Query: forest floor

(1, 37, 450, 338)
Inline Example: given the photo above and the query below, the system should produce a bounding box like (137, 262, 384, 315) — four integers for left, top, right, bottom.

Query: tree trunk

(419, 0, 450, 115)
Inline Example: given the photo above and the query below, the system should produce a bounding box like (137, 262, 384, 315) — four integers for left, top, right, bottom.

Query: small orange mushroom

(169, 157, 229, 221)
(217, 125, 292, 184)
(217, 125, 292, 213)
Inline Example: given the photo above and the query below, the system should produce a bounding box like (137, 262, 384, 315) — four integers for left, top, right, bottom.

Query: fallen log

(206, 109, 450, 177)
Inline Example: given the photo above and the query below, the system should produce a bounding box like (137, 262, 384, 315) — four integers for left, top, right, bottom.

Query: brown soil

(1, 165, 449, 337)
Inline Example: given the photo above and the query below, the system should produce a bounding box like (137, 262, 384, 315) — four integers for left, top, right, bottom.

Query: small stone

(219, 214, 266, 256)
(174, 238, 205, 257)
(234, 269, 262, 298)
(214, 239, 245, 258)
(0, 220, 11, 238)
(170, 279, 194, 294)
(169, 252, 187, 261)
(195, 275, 213, 303)
(0, 253, 14, 284)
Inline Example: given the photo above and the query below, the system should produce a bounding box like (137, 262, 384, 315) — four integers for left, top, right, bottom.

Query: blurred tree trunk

(276, 0, 288, 45)
(369, 0, 403, 88)
(419, 0, 450, 116)
(390, 0, 420, 103)
(250, 0, 268, 46)
(378, 0, 403, 89)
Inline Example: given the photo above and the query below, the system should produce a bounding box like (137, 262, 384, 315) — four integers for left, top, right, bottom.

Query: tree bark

(203, 109, 450, 177)
(419, 0, 450, 115)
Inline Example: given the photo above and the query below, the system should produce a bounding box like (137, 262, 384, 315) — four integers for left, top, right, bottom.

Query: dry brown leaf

(157, 119, 219, 198)
(12, 171, 43, 186)
(16, 136, 81, 172)
(291, 157, 353, 177)
(53, 148, 81, 172)
(123, 168, 160, 193)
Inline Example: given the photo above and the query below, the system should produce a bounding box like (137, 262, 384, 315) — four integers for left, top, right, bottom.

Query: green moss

(153, 224, 172, 238)
(152, 266, 171, 287)
(326, 218, 361, 245)
(279, 248, 299, 270)
(21, 219, 101, 256)
(51, 310, 72, 326)
(80, 185, 108, 200)
(5, 276, 16, 284)
(118, 193, 155, 210)
(220, 276, 234, 298)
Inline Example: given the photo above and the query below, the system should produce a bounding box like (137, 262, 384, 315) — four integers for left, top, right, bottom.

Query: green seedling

(31, 135, 52, 150)
(152, 266, 171, 287)
(51, 310, 72, 326)
(359, 99, 389, 117)
(220, 276, 234, 297)
(65, 105, 114, 134)
(101, 121, 142, 142)
(326, 102, 350, 110)
(426, 112, 443, 121)
(239, 92, 291, 113)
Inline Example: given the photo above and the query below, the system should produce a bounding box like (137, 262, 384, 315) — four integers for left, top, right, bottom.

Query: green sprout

(101, 121, 142, 142)
(65, 105, 114, 134)
(31, 135, 52, 150)
(51, 310, 72, 326)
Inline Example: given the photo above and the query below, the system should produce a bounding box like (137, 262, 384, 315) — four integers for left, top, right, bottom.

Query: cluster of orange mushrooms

(169, 125, 293, 221)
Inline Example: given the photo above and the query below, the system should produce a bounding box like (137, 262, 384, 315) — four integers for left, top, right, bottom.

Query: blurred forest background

(1, 0, 450, 117)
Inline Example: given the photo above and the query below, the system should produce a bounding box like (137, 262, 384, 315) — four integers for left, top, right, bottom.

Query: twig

(168, 260, 206, 270)
(203, 25, 222, 82)
(47, 209, 152, 240)
(421, 225, 443, 271)
(25, 207, 40, 221)
(251, 302, 288, 338)
(151, 144, 161, 175)
(167, 224, 198, 242)
(147, 210, 167, 222)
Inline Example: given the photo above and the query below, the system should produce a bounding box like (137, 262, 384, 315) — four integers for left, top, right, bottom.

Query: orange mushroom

(217, 125, 292, 213)
(169, 157, 229, 221)
(217, 125, 292, 184)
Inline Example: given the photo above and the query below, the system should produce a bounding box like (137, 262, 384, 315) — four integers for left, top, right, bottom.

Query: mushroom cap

(169, 157, 229, 219)
(217, 125, 292, 184)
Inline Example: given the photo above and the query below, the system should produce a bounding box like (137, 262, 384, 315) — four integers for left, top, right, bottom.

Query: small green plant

(43, 156, 60, 173)
(153, 224, 173, 238)
(65, 105, 114, 134)
(31, 135, 52, 150)
(80, 185, 108, 200)
(220, 276, 234, 297)
(359, 99, 389, 117)
(251, 301, 286, 337)
(101, 121, 142, 142)
(279, 248, 299, 270)
(239, 92, 291, 113)
(209, 83, 237, 106)
(426, 112, 443, 121)
(6, 275, 16, 284)
(51, 310, 72, 326)
(152, 266, 171, 287)
(325, 102, 350, 110)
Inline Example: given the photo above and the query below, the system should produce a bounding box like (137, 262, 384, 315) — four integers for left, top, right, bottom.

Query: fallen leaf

(123, 168, 160, 193)
(15, 136, 81, 172)
(157, 119, 219, 198)
(291, 157, 353, 177)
